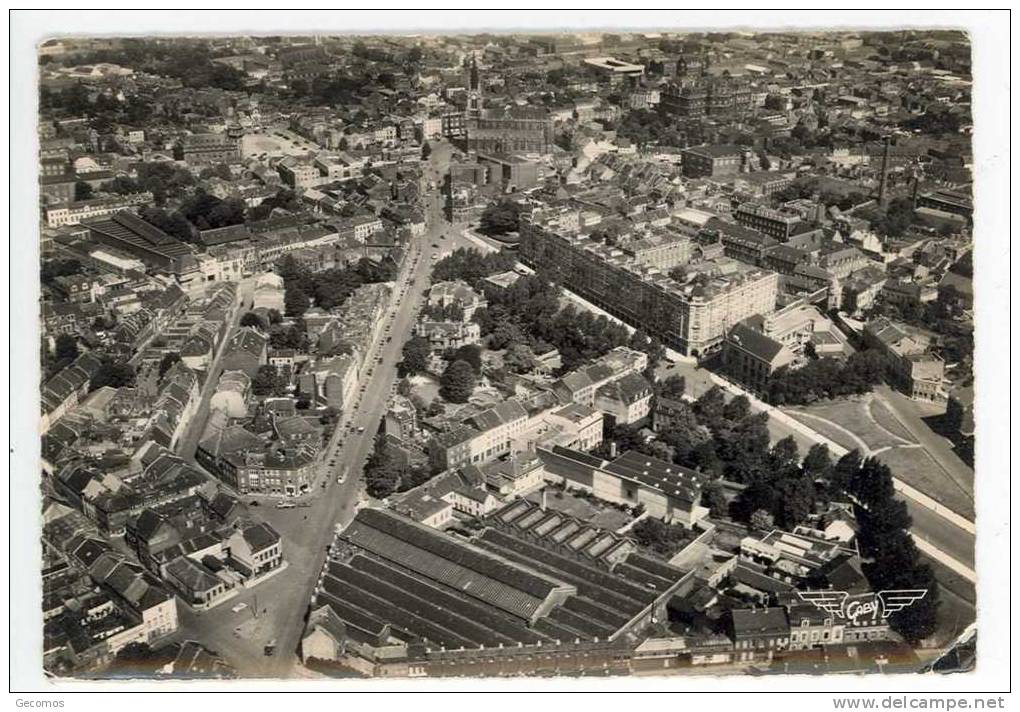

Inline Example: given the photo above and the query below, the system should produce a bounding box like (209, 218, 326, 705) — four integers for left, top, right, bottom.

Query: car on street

(248, 500, 259, 507)
(275, 501, 296, 510)
(231, 602, 248, 613)
(357, 426, 366, 434)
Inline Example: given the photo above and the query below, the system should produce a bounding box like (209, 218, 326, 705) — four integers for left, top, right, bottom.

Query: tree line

(765, 350, 887, 406)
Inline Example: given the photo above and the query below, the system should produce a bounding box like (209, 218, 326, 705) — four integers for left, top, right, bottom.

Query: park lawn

(868, 397, 917, 443)
(877, 446, 974, 519)
(783, 410, 861, 453)
(787, 398, 909, 452)
(764, 413, 819, 455)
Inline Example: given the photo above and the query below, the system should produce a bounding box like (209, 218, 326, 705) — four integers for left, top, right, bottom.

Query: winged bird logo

(877, 590, 929, 617)
(797, 590, 848, 617)
(797, 589, 927, 624)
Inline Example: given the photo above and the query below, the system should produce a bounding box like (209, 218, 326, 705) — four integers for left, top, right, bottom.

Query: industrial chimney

(878, 136, 892, 206)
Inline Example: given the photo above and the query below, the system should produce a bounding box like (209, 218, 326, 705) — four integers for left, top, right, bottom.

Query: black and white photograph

(7, 8, 1011, 705)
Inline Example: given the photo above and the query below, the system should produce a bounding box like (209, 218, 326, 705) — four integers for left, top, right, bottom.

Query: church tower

(466, 55, 482, 122)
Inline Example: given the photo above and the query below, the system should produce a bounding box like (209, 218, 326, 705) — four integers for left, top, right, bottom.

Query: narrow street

(176, 279, 255, 462)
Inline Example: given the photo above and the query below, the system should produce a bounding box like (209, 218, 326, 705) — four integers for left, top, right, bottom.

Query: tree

(769, 435, 801, 473)
(657, 374, 687, 400)
(943, 395, 965, 433)
(479, 200, 523, 237)
(885, 562, 940, 644)
(138, 206, 195, 243)
(503, 343, 536, 374)
(750, 509, 775, 531)
(400, 336, 431, 376)
(251, 365, 287, 397)
(774, 477, 816, 529)
(439, 360, 476, 403)
(668, 266, 688, 283)
(421, 141, 432, 160)
(40, 258, 82, 285)
(831, 449, 863, 492)
(158, 352, 181, 379)
(722, 394, 751, 423)
(802, 443, 833, 479)
(703, 482, 729, 518)
(91, 360, 135, 391)
(54, 334, 79, 362)
(451, 344, 482, 375)
(240, 312, 266, 330)
(874, 197, 916, 238)
(693, 386, 726, 425)
(849, 457, 897, 511)
(284, 286, 310, 318)
(319, 406, 340, 425)
(74, 180, 94, 201)
(269, 324, 306, 351)
(489, 320, 526, 350)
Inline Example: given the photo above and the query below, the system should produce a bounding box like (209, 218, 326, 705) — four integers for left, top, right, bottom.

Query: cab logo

(796, 590, 928, 624)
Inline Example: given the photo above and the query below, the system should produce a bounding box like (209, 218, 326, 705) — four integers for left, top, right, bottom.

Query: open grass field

(868, 397, 917, 443)
(783, 410, 862, 453)
(784, 396, 913, 453)
(877, 446, 974, 518)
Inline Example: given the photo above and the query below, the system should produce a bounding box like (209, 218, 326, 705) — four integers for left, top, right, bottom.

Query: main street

(177, 143, 457, 676)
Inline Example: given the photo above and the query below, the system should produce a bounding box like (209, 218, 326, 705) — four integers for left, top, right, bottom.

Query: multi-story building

(594, 371, 654, 426)
(466, 106, 553, 154)
(680, 144, 752, 178)
(700, 218, 778, 266)
(721, 320, 797, 393)
(44, 193, 153, 227)
(660, 77, 753, 120)
(181, 133, 240, 166)
(730, 607, 790, 662)
(734, 203, 803, 242)
(583, 56, 645, 84)
(620, 233, 692, 271)
(863, 318, 946, 403)
(427, 280, 487, 320)
(277, 158, 321, 190)
(787, 604, 845, 651)
(521, 217, 779, 358)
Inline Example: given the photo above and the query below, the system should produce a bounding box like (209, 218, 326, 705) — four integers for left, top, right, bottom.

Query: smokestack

(878, 136, 891, 206)
(541, 489, 547, 512)
(911, 172, 920, 209)
(609, 441, 618, 459)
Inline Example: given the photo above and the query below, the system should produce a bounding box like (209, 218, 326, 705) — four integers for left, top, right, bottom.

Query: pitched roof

(731, 607, 789, 637)
(726, 321, 789, 364)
